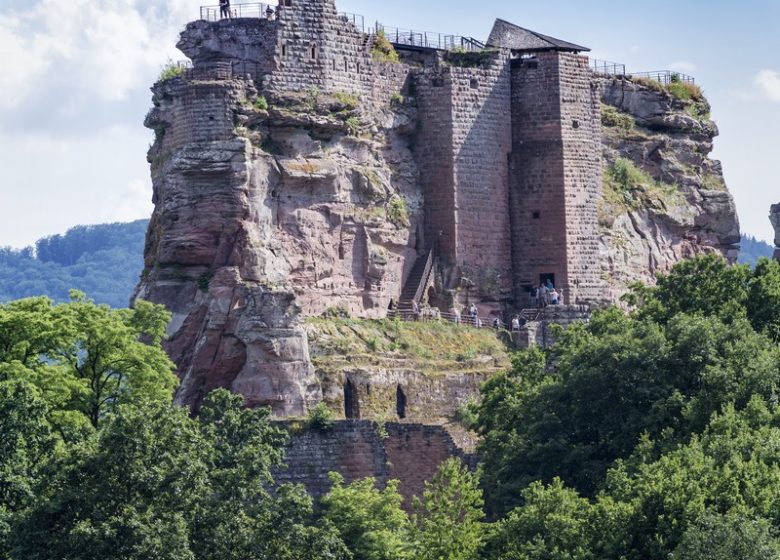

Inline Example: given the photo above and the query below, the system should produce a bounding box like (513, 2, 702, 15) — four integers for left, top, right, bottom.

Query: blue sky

(0, 0, 778, 248)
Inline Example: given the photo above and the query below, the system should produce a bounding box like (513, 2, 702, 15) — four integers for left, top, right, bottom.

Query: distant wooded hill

(739, 234, 774, 267)
(0, 220, 148, 308)
(0, 224, 773, 309)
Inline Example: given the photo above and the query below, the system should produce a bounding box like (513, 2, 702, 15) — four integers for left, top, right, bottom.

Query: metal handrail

(411, 248, 435, 305)
(375, 23, 484, 52)
(630, 70, 695, 85)
(200, 3, 275, 21)
(196, 5, 483, 53)
(340, 12, 365, 33)
(591, 59, 626, 77)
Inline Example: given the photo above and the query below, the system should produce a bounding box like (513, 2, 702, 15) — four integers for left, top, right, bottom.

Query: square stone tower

(488, 20, 604, 305)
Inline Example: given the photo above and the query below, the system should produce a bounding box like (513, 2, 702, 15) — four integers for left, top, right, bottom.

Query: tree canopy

(0, 220, 147, 308)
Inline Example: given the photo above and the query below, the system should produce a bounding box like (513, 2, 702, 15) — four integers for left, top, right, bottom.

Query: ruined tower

(488, 20, 603, 305)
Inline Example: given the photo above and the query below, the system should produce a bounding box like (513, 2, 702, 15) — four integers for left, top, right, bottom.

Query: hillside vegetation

(0, 220, 147, 308)
(5, 256, 780, 559)
(306, 317, 510, 374)
(739, 234, 774, 267)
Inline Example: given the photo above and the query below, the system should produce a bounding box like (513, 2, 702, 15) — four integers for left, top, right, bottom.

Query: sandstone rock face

(135, 71, 422, 414)
(597, 79, 740, 301)
(770, 204, 780, 261)
(135, 16, 740, 416)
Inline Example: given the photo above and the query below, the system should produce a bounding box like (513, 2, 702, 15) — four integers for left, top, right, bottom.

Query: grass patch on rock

(602, 157, 682, 214)
(305, 317, 510, 374)
(601, 104, 635, 131)
(371, 30, 400, 63)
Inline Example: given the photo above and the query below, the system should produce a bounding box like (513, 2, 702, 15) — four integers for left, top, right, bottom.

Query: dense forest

(4, 254, 780, 559)
(738, 234, 774, 266)
(0, 220, 147, 309)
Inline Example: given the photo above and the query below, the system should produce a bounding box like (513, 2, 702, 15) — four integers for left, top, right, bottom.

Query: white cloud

(100, 178, 154, 224)
(0, 0, 192, 111)
(756, 70, 780, 103)
(669, 60, 697, 73)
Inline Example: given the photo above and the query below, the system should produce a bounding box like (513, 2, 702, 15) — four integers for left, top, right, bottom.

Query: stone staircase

(395, 249, 434, 316)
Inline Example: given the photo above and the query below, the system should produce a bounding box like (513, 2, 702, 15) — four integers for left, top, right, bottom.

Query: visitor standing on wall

(511, 315, 520, 331)
(220, 0, 231, 19)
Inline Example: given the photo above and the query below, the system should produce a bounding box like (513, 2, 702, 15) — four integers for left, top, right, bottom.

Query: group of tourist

(530, 279, 562, 308)
(218, 0, 277, 20)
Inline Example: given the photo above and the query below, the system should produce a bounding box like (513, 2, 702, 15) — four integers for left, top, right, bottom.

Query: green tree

(321, 473, 412, 560)
(10, 401, 206, 560)
(11, 390, 348, 560)
(0, 380, 57, 560)
(487, 479, 596, 560)
(477, 306, 780, 510)
(191, 391, 347, 560)
(412, 458, 485, 560)
(0, 294, 176, 429)
(671, 512, 780, 560)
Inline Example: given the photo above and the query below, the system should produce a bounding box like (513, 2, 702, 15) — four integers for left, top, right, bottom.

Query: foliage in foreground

(4, 254, 780, 560)
(0, 293, 176, 430)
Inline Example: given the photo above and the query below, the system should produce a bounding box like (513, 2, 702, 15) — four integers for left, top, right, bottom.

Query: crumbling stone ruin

(134, 0, 739, 425)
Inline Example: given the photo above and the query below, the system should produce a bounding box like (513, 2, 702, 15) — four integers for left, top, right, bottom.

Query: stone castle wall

(413, 54, 513, 302)
(509, 52, 570, 304)
(179, 0, 410, 112)
(558, 54, 603, 304)
(508, 51, 603, 306)
(146, 79, 249, 155)
(273, 420, 475, 507)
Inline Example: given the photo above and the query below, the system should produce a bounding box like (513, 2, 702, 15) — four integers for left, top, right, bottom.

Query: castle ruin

(136, 0, 739, 420)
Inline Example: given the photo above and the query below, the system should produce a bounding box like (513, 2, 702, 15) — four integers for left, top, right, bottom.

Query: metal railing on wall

(591, 59, 626, 77)
(630, 70, 695, 85)
(197, 4, 485, 52)
(375, 23, 485, 52)
(590, 59, 696, 85)
(200, 2, 275, 21)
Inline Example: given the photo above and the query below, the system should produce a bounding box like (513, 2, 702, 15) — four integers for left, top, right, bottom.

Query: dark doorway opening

(539, 273, 556, 289)
(396, 385, 407, 419)
(344, 380, 360, 419)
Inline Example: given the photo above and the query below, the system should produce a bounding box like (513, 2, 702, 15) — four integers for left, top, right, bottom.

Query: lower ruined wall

(272, 420, 475, 507)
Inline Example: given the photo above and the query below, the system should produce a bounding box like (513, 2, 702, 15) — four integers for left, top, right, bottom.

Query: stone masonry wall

(509, 51, 603, 306)
(450, 55, 513, 300)
(273, 420, 474, 507)
(146, 79, 249, 155)
(413, 54, 513, 303)
(179, 1, 410, 113)
(558, 53, 603, 304)
(414, 70, 457, 260)
(509, 52, 569, 304)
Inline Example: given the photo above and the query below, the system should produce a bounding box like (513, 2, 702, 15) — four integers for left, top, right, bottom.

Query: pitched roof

(486, 19, 590, 52)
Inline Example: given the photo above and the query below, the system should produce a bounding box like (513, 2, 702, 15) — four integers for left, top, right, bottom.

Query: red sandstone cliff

(597, 78, 740, 300)
(134, 9, 739, 417)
